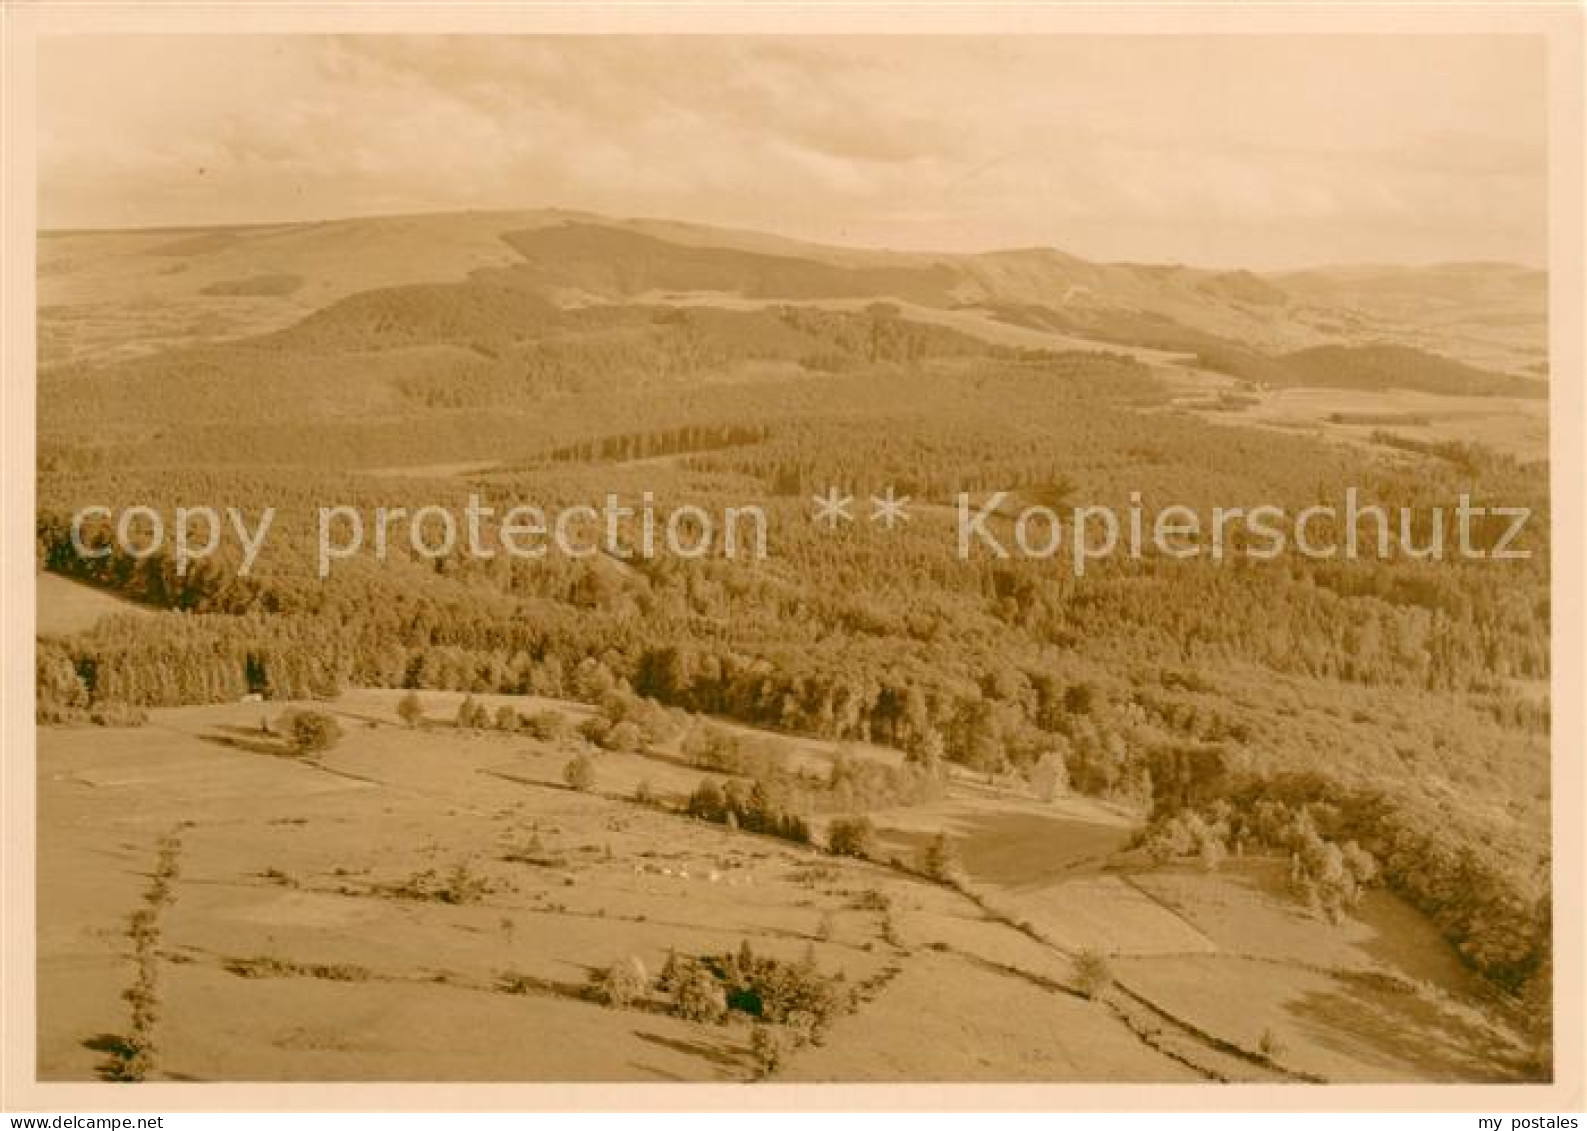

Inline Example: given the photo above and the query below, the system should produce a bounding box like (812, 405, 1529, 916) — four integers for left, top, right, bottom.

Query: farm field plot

(37, 691, 1538, 1083)
(1218, 387, 1547, 461)
(36, 572, 150, 637)
(35, 693, 1157, 1082)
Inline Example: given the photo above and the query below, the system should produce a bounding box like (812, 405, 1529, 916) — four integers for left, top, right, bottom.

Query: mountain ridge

(37, 206, 1544, 277)
(38, 208, 1547, 378)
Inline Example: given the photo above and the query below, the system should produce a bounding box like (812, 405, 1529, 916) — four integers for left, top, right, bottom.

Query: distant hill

(1270, 262, 1547, 377)
(1272, 261, 1545, 317)
(1189, 341, 1545, 398)
(502, 223, 964, 305)
(39, 209, 1547, 374)
(1275, 344, 1546, 398)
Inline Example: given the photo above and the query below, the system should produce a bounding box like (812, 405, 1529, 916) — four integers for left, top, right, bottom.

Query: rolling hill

(39, 209, 1547, 379)
(38, 210, 1548, 478)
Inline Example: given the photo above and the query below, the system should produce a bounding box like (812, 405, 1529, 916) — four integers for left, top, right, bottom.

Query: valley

(34, 208, 1554, 1084)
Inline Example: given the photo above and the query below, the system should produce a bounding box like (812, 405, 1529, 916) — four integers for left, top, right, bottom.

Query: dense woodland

(36, 251, 1553, 1008)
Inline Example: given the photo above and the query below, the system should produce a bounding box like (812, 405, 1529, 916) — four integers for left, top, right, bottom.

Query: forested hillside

(36, 215, 1553, 1017)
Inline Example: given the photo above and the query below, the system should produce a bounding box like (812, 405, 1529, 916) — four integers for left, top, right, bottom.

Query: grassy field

(36, 572, 151, 637)
(1170, 383, 1549, 462)
(36, 689, 1536, 1083)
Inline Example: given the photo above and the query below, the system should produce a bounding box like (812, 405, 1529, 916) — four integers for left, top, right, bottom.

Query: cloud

(38, 35, 1547, 268)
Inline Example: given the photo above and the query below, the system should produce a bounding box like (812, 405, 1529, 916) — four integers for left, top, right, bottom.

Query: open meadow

(38, 687, 1538, 1083)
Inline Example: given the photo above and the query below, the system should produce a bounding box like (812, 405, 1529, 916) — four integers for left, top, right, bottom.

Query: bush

(89, 702, 149, 727)
(1289, 825, 1357, 923)
(827, 816, 876, 859)
(1074, 948, 1113, 999)
(605, 720, 646, 752)
(599, 690, 680, 745)
(397, 691, 424, 728)
(578, 713, 648, 753)
(1199, 835, 1227, 872)
(589, 956, 649, 1008)
(682, 724, 747, 772)
(660, 942, 852, 1040)
(456, 695, 491, 729)
(659, 953, 729, 1023)
(750, 1025, 787, 1079)
(711, 940, 849, 1033)
(685, 778, 812, 846)
(396, 862, 491, 905)
(686, 780, 727, 822)
(563, 753, 597, 792)
(1258, 1027, 1286, 1061)
(1143, 809, 1230, 868)
(283, 709, 342, 755)
(918, 833, 962, 883)
(520, 709, 567, 742)
(828, 748, 945, 811)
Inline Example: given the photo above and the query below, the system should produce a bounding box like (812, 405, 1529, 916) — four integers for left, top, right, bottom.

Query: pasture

(36, 689, 1536, 1083)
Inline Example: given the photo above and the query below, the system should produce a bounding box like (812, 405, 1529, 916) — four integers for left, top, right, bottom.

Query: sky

(38, 35, 1548, 269)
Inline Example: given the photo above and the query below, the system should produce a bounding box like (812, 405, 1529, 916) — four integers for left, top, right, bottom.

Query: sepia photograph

(2, 1, 1584, 1117)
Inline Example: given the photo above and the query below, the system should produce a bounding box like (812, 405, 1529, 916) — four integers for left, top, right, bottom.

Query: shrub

(589, 956, 649, 1008)
(750, 1025, 786, 1079)
(828, 748, 945, 811)
(816, 912, 836, 942)
(1029, 752, 1069, 801)
(661, 943, 852, 1039)
(1143, 810, 1231, 867)
(494, 705, 519, 731)
(710, 941, 849, 1033)
(1199, 835, 1228, 872)
(393, 862, 492, 905)
(598, 690, 680, 745)
(880, 908, 902, 949)
(520, 709, 567, 742)
(575, 713, 648, 753)
(918, 832, 962, 883)
(686, 780, 727, 822)
(100, 1035, 154, 1082)
(455, 695, 491, 729)
(1341, 840, 1379, 888)
(1258, 1027, 1285, 1061)
(563, 753, 597, 792)
(827, 816, 876, 859)
(682, 723, 746, 772)
(283, 709, 342, 755)
(686, 778, 812, 846)
(397, 691, 424, 728)
(660, 953, 729, 1023)
(442, 862, 492, 904)
(89, 702, 149, 727)
(1074, 948, 1113, 999)
(604, 720, 646, 753)
(1289, 825, 1357, 923)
